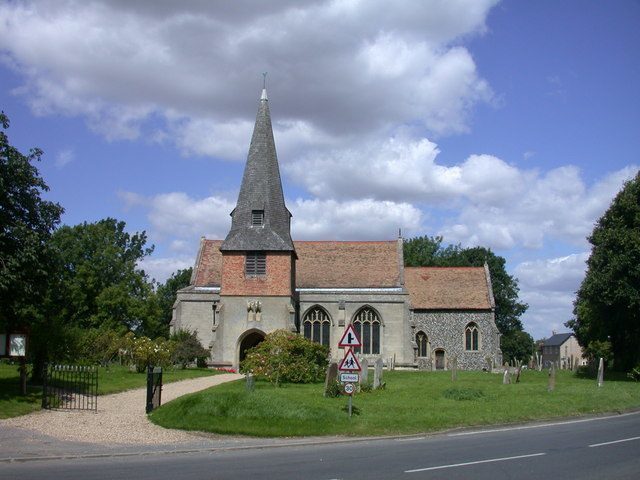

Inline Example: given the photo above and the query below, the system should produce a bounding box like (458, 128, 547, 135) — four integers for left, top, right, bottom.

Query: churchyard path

(0, 373, 243, 445)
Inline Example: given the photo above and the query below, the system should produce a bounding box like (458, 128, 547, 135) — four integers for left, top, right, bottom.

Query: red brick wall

(221, 252, 294, 296)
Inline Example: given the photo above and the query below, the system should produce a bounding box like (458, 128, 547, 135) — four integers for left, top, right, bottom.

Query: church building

(170, 87, 502, 371)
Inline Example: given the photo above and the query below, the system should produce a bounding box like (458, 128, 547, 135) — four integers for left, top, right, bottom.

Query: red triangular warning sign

(339, 349, 361, 372)
(338, 324, 362, 348)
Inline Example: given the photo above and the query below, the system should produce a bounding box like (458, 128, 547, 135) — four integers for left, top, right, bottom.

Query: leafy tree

(155, 268, 193, 335)
(404, 236, 530, 361)
(0, 112, 63, 332)
(567, 172, 640, 371)
(500, 330, 534, 364)
(170, 329, 209, 368)
(241, 330, 329, 386)
(48, 218, 160, 335)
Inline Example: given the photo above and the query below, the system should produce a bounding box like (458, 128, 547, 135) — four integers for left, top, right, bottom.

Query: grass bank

(149, 370, 640, 437)
(0, 363, 220, 419)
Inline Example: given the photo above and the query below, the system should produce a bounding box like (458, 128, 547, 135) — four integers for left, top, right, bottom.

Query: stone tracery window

(465, 322, 479, 351)
(353, 307, 381, 355)
(303, 306, 330, 347)
(416, 331, 428, 357)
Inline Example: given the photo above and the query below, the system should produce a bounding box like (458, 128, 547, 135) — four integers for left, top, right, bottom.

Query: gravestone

(451, 356, 458, 382)
(502, 368, 511, 384)
(324, 362, 338, 397)
(373, 358, 384, 389)
(245, 373, 255, 392)
(597, 357, 604, 387)
(360, 358, 369, 384)
(548, 363, 556, 392)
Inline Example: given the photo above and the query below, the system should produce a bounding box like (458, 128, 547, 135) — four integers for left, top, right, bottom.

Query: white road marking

(395, 437, 426, 442)
(589, 436, 640, 448)
(405, 452, 546, 473)
(448, 411, 640, 437)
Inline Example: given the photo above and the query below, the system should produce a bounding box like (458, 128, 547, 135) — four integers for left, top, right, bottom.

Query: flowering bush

(127, 334, 174, 372)
(240, 330, 329, 386)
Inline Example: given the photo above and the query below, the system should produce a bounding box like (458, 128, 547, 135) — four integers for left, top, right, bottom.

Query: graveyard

(148, 369, 640, 437)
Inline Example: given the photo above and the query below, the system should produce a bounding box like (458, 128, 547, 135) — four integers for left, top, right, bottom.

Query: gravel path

(0, 373, 242, 445)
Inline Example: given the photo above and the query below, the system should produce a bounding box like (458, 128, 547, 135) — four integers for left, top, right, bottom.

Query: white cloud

(515, 253, 589, 340)
(118, 191, 234, 242)
(0, 0, 497, 151)
(54, 147, 74, 168)
(440, 165, 639, 250)
(291, 198, 423, 240)
(139, 256, 194, 284)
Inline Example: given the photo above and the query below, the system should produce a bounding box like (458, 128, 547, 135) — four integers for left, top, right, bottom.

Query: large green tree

(155, 267, 193, 335)
(567, 172, 640, 371)
(0, 112, 63, 332)
(48, 218, 160, 336)
(404, 236, 531, 362)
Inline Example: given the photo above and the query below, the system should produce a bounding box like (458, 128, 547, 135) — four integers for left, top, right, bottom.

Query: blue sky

(1, 0, 638, 340)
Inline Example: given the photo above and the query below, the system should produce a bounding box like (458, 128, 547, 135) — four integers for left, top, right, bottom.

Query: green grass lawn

(149, 369, 640, 437)
(0, 363, 220, 419)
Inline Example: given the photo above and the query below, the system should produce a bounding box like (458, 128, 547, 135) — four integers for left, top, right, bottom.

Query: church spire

(220, 85, 294, 251)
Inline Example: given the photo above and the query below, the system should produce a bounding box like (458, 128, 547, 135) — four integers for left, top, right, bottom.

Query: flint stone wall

(411, 310, 501, 370)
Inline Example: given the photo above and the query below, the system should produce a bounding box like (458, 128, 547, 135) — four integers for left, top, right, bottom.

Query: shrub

(170, 329, 210, 368)
(76, 328, 124, 366)
(325, 380, 343, 398)
(442, 387, 485, 401)
(628, 366, 640, 382)
(128, 334, 174, 373)
(240, 329, 329, 386)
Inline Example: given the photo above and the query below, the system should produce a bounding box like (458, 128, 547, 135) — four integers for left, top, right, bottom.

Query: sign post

(338, 325, 362, 418)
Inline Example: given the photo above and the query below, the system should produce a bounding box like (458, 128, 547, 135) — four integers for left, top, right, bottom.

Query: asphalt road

(1, 411, 639, 480)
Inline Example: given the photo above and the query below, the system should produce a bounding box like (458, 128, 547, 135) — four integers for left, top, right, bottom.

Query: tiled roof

(221, 89, 294, 251)
(543, 333, 574, 346)
(192, 239, 401, 288)
(295, 241, 401, 288)
(192, 239, 224, 287)
(404, 267, 492, 310)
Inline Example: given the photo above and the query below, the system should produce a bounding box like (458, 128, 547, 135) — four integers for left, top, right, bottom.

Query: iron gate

(42, 364, 98, 412)
(146, 366, 163, 413)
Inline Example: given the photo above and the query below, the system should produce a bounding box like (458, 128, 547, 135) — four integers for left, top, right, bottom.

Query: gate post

(146, 365, 163, 413)
(41, 362, 48, 409)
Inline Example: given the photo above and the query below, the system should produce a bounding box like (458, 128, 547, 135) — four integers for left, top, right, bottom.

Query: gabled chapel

(171, 87, 502, 370)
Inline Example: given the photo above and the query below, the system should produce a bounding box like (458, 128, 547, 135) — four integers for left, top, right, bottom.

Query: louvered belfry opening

(245, 251, 266, 276)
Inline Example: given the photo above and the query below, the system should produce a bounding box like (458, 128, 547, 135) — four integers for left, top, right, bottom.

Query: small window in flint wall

(252, 210, 264, 226)
(245, 251, 266, 275)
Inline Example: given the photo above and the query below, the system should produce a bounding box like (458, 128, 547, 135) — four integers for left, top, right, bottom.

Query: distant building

(541, 332, 587, 369)
(170, 87, 502, 371)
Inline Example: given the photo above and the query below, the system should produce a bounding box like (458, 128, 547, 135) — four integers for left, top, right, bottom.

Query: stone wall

(298, 289, 412, 365)
(411, 310, 501, 370)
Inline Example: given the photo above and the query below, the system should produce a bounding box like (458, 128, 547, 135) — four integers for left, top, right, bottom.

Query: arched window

(416, 331, 428, 357)
(353, 307, 381, 355)
(465, 322, 479, 351)
(303, 306, 331, 347)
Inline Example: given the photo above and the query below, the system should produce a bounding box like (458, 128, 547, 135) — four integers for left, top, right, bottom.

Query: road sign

(344, 383, 355, 395)
(338, 324, 362, 348)
(340, 373, 359, 383)
(339, 349, 361, 372)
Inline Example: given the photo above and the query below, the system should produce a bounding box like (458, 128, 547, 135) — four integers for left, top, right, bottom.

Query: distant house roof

(191, 239, 402, 289)
(543, 333, 574, 347)
(404, 267, 493, 310)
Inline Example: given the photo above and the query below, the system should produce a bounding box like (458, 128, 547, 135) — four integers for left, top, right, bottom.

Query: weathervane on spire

(262, 72, 268, 89)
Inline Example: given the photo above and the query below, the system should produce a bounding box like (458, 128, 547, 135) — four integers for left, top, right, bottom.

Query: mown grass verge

(0, 363, 220, 419)
(149, 369, 640, 437)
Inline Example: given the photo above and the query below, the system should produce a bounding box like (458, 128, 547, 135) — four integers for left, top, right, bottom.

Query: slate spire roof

(221, 87, 294, 251)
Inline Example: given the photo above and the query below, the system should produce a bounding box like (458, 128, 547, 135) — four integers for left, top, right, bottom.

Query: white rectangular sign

(340, 373, 359, 383)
